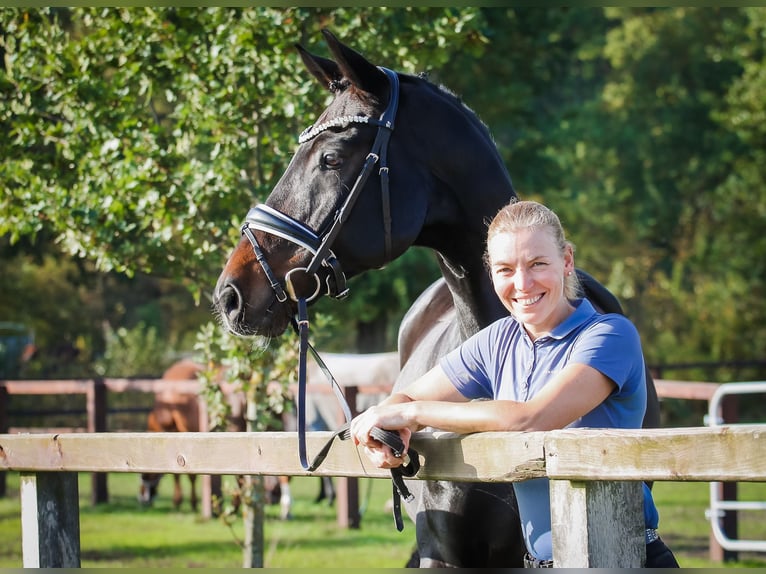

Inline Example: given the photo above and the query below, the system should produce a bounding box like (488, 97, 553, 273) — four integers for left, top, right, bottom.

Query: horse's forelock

(328, 78, 349, 93)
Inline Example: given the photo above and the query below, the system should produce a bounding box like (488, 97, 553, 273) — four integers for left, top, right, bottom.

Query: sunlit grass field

(1, 471, 765, 568)
(0, 471, 416, 568)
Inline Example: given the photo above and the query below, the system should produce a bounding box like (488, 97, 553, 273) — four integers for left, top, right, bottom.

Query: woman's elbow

(494, 403, 552, 432)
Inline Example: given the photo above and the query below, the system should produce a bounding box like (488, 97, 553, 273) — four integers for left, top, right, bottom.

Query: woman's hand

(350, 403, 414, 469)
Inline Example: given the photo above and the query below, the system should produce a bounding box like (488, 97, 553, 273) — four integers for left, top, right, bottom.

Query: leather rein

(237, 68, 419, 530)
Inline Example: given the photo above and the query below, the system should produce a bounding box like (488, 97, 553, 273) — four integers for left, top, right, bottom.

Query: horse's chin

(212, 281, 294, 338)
(218, 305, 292, 339)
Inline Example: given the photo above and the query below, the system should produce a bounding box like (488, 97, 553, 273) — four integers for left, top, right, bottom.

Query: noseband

(240, 66, 400, 304)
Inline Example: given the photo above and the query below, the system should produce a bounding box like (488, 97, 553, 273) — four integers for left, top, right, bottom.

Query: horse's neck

(435, 249, 504, 339)
(415, 85, 514, 335)
(424, 182, 509, 337)
(426, 138, 512, 336)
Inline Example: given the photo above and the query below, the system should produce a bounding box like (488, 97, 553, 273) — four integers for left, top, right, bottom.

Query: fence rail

(1, 375, 758, 562)
(0, 374, 391, 526)
(2, 425, 764, 568)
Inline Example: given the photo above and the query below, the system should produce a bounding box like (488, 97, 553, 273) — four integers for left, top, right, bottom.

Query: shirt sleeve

(567, 314, 645, 394)
(439, 320, 509, 400)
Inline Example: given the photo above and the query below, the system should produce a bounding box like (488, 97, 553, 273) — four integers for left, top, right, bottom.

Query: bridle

(235, 67, 419, 530)
(239, 66, 400, 305)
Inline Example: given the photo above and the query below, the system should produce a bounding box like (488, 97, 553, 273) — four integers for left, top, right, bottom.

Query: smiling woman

(486, 201, 578, 340)
(350, 200, 679, 568)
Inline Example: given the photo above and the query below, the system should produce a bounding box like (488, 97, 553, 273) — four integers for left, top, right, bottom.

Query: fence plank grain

(0, 430, 547, 482)
(545, 426, 766, 482)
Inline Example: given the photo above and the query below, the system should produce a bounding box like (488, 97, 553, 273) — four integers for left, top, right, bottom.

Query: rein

(238, 67, 419, 530)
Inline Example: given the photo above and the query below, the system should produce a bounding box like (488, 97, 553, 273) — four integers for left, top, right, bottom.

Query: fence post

(20, 471, 81, 567)
(197, 394, 222, 519)
(336, 385, 360, 529)
(550, 479, 644, 567)
(87, 378, 108, 504)
(710, 394, 739, 562)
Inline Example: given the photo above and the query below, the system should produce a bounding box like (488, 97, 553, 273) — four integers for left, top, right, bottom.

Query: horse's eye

(322, 152, 342, 170)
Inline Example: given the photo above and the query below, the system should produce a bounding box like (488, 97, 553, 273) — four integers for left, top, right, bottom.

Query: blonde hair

(485, 199, 581, 300)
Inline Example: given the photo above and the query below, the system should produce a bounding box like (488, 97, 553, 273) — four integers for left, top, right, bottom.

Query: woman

(350, 200, 678, 568)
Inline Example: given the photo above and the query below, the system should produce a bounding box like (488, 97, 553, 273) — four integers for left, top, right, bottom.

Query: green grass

(0, 471, 416, 568)
(650, 481, 766, 568)
(1, 472, 765, 568)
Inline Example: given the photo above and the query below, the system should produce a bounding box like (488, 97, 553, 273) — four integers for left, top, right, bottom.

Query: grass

(650, 481, 766, 568)
(0, 471, 416, 568)
(1, 471, 765, 568)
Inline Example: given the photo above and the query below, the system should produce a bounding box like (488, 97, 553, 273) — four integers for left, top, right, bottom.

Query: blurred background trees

(1, 7, 764, 383)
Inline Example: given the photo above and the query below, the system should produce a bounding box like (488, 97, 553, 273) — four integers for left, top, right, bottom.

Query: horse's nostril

(218, 283, 243, 320)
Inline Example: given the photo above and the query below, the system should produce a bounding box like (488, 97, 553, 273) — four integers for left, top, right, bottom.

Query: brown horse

(138, 359, 201, 511)
(138, 359, 294, 518)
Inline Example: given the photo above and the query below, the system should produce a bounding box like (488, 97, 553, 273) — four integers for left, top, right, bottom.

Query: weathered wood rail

(0, 374, 754, 559)
(1, 425, 764, 568)
(0, 372, 392, 526)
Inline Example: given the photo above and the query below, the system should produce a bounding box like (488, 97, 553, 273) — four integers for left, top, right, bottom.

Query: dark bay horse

(138, 359, 294, 519)
(214, 30, 660, 567)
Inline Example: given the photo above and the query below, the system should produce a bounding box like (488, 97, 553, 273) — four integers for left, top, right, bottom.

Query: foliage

(0, 238, 209, 378)
(93, 321, 171, 378)
(565, 8, 765, 369)
(193, 319, 302, 566)
(442, 8, 765, 372)
(1, 7, 764, 379)
(0, 6, 484, 367)
(193, 321, 298, 433)
(0, 7, 484, 294)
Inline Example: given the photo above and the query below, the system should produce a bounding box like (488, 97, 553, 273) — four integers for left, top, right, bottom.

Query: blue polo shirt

(440, 298, 658, 560)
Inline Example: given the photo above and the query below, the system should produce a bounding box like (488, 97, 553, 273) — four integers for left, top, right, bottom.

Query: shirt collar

(548, 298, 599, 340)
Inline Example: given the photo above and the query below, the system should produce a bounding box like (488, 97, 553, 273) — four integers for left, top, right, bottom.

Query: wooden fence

(0, 370, 393, 526)
(2, 425, 764, 568)
(0, 375, 755, 560)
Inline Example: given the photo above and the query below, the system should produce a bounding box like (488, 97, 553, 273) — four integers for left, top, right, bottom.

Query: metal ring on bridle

(284, 267, 322, 303)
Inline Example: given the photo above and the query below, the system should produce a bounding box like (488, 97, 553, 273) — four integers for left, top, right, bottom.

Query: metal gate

(705, 381, 766, 553)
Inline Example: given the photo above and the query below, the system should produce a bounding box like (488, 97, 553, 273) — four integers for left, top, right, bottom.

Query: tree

(563, 8, 765, 370)
(194, 321, 297, 567)
(435, 8, 765, 377)
(0, 7, 485, 364)
(1, 8, 492, 566)
(1, 7, 484, 291)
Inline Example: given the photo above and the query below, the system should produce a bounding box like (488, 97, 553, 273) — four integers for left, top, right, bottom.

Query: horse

(213, 29, 660, 567)
(138, 359, 202, 512)
(138, 359, 295, 519)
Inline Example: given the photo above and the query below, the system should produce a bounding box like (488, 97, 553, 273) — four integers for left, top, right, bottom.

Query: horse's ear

(321, 29, 389, 98)
(296, 44, 343, 91)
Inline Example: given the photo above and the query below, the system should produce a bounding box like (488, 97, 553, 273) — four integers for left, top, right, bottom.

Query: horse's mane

(407, 71, 501, 153)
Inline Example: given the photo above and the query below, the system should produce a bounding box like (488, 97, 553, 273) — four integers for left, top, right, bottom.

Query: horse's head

(214, 30, 430, 337)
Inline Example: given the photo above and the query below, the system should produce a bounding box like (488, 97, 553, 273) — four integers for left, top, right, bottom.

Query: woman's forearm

(403, 399, 534, 434)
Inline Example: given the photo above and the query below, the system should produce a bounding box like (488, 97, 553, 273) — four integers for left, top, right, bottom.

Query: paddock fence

(1, 425, 764, 568)
(0, 354, 396, 527)
(1, 372, 762, 560)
